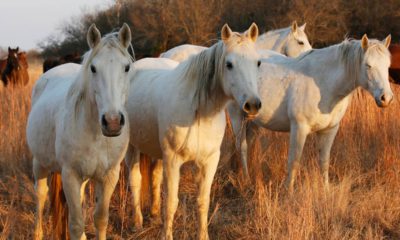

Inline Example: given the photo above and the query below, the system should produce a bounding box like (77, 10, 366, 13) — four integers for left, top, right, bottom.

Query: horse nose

(378, 93, 393, 107)
(101, 112, 124, 136)
(242, 97, 262, 116)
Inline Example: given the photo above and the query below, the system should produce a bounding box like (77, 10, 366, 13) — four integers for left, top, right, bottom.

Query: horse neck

(196, 85, 230, 119)
(5, 59, 16, 72)
(66, 73, 99, 136)
(296, 46, 360, 104)
(256, 29, 288, 53)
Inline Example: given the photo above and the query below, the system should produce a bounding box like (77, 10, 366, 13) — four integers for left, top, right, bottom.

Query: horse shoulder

(160, 111, 226, 162)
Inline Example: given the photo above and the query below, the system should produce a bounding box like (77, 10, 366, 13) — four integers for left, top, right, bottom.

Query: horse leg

(163, 154, 183, 240)
(94, 165, 120, 240)
(125, 144, 143, 230)
(197, 151, 220, 240)
(61, 167, 86, 240)
(317, 124, 339, 189)
(33, 158, 49, 240)
(150, 158, 163, 220)
(243, 122, 260, 177)
(285, 123, 309, 192)
(80, 179, 89, 205)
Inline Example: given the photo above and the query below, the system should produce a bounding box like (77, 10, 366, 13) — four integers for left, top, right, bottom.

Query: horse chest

(162, 116, 226, 162)
(306, 99, 349, 132)
(56, 132, 128, 178)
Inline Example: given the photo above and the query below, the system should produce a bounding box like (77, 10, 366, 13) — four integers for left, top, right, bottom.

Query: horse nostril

(244, 102, 251, 112)
(120, 113, 125, 126)
(381, 94, 386, 102)
(256, 99, 262, 110)
(101, 115, 107, 127)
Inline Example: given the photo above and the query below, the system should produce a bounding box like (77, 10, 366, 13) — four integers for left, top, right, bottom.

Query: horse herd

(26, 22, 394, 240)
(0, 47, 29, 87)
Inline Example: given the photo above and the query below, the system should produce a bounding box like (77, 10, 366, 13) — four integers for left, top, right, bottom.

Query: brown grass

(0, 62, 400, 239)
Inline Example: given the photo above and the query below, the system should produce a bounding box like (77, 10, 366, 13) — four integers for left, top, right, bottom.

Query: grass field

(0, 61, 399, 239)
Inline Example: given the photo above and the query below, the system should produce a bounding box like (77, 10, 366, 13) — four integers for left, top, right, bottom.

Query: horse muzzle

(101, 112, 125, 137)
(375, 92, 393, 108)
(242, 97, 262, 118)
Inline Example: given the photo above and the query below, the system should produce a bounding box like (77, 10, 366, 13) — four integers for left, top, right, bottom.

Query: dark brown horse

(43, 52, 81, 73)
(1, 47, 29, 87)
(0, 58, 6, 75)
(389, 44, 400, 84)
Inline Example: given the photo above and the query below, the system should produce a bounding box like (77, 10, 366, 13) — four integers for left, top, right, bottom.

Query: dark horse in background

(0, 47, 29, 87)
(43, 52, 81, 73)
(389, 44, 400, 85)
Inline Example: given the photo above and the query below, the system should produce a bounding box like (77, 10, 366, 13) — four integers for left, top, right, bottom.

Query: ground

(0, 60, 399, 239)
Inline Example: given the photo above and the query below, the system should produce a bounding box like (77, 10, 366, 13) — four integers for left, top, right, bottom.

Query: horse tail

(50, 172, 68, 240)
(140, 153, 152, 210)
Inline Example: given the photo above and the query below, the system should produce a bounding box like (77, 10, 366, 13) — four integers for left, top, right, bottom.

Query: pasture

(0, 56, 399, 239)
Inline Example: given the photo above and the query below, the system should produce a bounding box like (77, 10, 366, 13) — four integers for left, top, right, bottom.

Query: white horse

(126, 23, 261, 240)
(160, 21, 311, 62)
(229, 34, 393, 191)
(256, 21, 311, 57)
(27, 24, 133, 240)
(160, 44, 208, 62)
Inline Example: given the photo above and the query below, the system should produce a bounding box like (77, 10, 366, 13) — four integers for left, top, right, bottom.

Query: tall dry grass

(0, 61, 399, 239)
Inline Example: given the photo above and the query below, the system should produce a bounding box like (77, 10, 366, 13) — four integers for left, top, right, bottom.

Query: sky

(0, 0, 114, 51)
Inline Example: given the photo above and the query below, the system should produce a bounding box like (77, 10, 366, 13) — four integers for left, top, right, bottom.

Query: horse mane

(67, 32, 134, 117)
(179, 41, 226, 114)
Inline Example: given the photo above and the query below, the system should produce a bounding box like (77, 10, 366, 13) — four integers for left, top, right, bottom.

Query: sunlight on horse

(160, 21, 312, 62)
(229, 34, 393, 192)
(27, 23, 133, 240)
(126, 23, 261, 240)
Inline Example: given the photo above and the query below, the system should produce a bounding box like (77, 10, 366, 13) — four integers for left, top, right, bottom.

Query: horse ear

(16, 47, 19, 52)
(87, 24, 101, 49)
(246, 22, 259, 42)
(383, 34, 391, 48)
(8, 47, 11, 52)
(300, 23, 306, 31)
(221, 24, 233, 42)
(361, 34, 369, 50)
(291, 21, 298, 32)
(119, 23, 132, 49)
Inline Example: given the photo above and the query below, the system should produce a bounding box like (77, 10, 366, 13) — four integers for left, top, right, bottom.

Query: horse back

(32, 63, 81, 105)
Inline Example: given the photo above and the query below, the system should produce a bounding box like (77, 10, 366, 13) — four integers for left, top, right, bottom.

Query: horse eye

(366, 64, 371, 69)
(298, 41, 304, 45)
(257, 60, 261, 67)
(90, 65, 96, 73)
(125, 64, 130, 72)
(226, 61, 233, 70)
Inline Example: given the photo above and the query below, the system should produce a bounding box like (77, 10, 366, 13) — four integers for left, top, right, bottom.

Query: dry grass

(0, 61, 399, 239)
